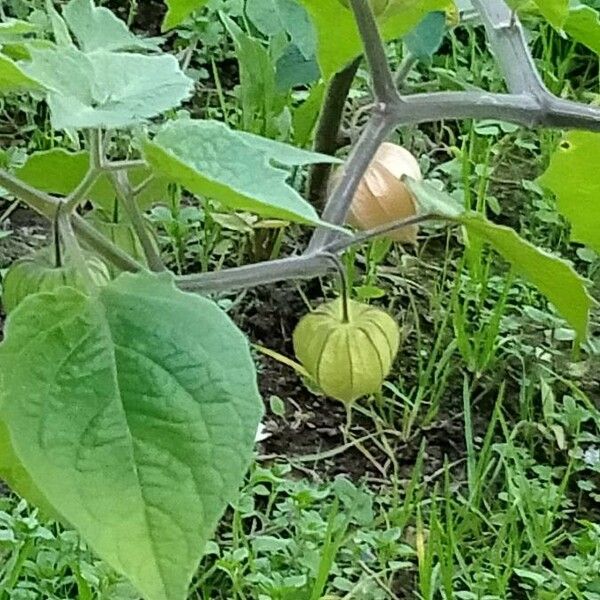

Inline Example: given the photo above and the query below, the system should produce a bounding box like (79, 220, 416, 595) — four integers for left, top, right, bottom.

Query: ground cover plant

(0, 0, 599, 598)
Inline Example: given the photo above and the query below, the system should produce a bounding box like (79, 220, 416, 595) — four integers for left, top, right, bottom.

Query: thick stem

(470, 0, 547, 96)
(64, 130, 103, 213)
(177, 213, 437, 294)
(57, 206, 95, 290)
(110, 172, 165, 272)
(0, 169, 59, 215)
(308, 58, 361, 208)
(73, 216, 144, 273)
(388, 91, 600, 131)
(348, 0, 399, 105)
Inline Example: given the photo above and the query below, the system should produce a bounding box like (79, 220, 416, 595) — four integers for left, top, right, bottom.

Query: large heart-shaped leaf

(143, 119, 340, 225)
(63, 0, 159, 51)
(22, 46, 193, 129)
(0, 273, 263, 600)
(15, 148, 169, 211)
(538, 131, 600, 254)
(298, 0, 452, 78)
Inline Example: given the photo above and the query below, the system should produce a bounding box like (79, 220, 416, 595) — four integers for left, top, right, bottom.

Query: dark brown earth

(236, 283, 487, 485)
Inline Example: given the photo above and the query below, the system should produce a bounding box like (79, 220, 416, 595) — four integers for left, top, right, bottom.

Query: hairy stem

(110, 172, 165, 272)
(0, 169, 58, 215)
(73, 216, 144, 273)
(57, 206, 96, 290)
(348, 0, 398, 105)
(178, 213, 436, 293)
(64, 131, 103, 213)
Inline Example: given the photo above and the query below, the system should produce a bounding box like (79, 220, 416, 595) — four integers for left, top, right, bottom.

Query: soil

(236, 283, 486, 486)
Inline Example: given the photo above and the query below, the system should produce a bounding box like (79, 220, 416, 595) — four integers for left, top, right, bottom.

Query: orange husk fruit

(331, 142, 422, 244)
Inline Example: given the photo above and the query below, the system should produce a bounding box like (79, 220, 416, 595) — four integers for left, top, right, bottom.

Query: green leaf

(533, 0, 569, 27)
(0, 19, 37, 37)
(298, 0, 452, 78)
(506, 0, 569, 27)
(292, 81, 325, 147)
(14, 148, 169, 211)
(246, 0, 287, 36)
(45, 0, 74, 46)
(22, 46, 193, 129)
(276, 43, 320, 91)
(406, 178, 594, 341)
(233, 128, 341, 167)
(221, 14, 285, 137)
(0, 272, 263, 600)
(246, 0, 316, 59)
(276, 0, 317, 58)
(564, 4, 600, 54)
(0, 421, 63, 521)
(0, 54, 41, 93)
(63, 0, 159, 51)
(163, 0, 209, 30)
(538, 131, 600, 253)
(460, 213, 593, 341)
(404, 11, 446, 61)
(143, 119, 339, 225)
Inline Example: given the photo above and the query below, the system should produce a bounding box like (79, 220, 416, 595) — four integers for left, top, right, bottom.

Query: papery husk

(293, 298, 400, 404)
(330, 142, 422, 244)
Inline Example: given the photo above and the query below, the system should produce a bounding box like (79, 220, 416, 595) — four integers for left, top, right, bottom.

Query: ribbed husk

(332, 142, 422, 243)
(293, 298, 400, 404)
(2, 248, 110, 314)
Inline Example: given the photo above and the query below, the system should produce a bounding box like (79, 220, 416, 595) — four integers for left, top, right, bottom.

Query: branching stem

(110, 172, 165, 273)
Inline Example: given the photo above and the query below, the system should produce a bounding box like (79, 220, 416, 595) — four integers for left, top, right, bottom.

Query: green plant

(0, 1, 599, 600)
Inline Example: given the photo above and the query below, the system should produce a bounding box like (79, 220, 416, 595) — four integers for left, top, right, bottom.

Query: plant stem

(308, 110, 397, 252)
(57, 205, 95, 290)
(0, 167, 145, 272)
(308, 58, 361, 208)
(52, 204, 62, 268)
(102, 159, 147, 172)
(72, 215, 143, 272)
(324, 253, 351, 323)
(110, 171, 165, 272)
(0, 169, 59, 215)
(394, 52, 418, 91)
(348, 0, 398, 105)
(64, 130, 103, 213)
(177, 213, 437, 293)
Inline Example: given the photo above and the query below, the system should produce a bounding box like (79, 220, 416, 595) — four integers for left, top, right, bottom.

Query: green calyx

(293, 298, 400, 404)
(2, 248, 111, 314)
